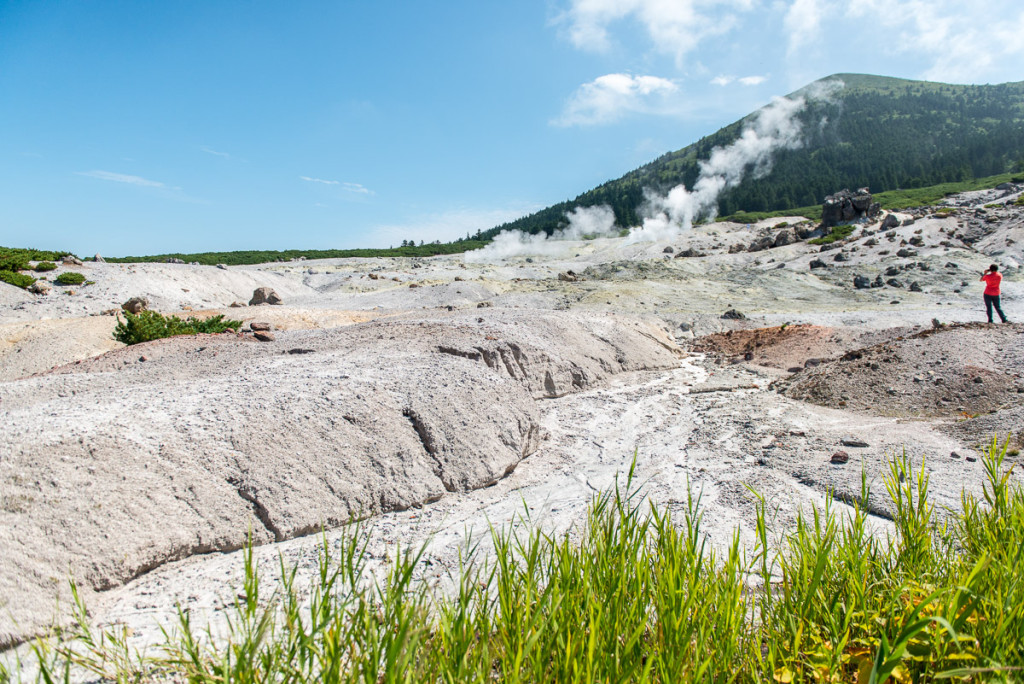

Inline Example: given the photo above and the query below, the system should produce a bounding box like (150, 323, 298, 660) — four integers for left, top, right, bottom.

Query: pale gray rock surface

(0, 309, 680, 647)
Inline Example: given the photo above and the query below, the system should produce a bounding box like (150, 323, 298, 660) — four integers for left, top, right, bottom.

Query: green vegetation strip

(113, 311, 243, 345)
(10, 441, 1023, 682)
(103, 239, 490, 267)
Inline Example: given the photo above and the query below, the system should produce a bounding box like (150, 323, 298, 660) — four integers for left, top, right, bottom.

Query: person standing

(980, 264, 1009, 323)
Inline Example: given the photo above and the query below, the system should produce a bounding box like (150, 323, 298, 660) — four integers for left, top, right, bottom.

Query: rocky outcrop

(121, 297, 149, 314)
(249, 287, 283, 306)
(821, 188, 881, 228)
(0, 310, 681, 648)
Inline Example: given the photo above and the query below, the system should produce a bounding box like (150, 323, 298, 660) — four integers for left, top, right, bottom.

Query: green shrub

(0, 255, 29, 272)
(113, 310, 242, 345)
(34, 261, 57, 272)
(0, 270, 36, 289)
(809, 224, 857, 245)
(54, 272, 86, 285)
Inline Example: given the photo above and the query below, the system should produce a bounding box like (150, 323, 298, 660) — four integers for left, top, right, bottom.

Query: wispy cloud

(200, 146, 231, 158)
(554, 73, 680, 127)
(739, 75, 767, 86)
(342, 182, 372, 195)
(710, 75, 735, 86)
(555, 0, 756, 66)
(301, 176, 375, 195)
(300, 175, 340, 185)
(77, 170, 173, 189)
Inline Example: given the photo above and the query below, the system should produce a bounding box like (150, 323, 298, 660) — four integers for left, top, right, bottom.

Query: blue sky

(2, 0, 1022, 257)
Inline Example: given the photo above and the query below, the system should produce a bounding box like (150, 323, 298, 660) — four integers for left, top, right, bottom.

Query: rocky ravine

(0, 309, 680, 648)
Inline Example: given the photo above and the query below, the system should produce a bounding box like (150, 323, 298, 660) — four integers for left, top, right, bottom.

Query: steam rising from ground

(464, 205, 618, 262)
(468, 81, 843, 261)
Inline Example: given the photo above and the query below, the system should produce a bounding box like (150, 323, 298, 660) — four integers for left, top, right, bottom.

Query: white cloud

(556, 0, 756, 65)
(342, 182, 373, 195)
(712, 74, 767, 86)
(300, 175, 340, 185)
(77, 170, 168, 188)
(369, 205, 540, 246)
(786, 0, 1024, 83)
(553, 73, 680, 126)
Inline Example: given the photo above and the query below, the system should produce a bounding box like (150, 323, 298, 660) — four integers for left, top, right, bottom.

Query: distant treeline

(483, 74, 1024, 239)
(102, 238, 490, 266)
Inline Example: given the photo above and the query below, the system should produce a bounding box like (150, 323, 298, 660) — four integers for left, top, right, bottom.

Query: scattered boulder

(166, 258, 185, 264)
(676, 248, 707, 258)
(728, 243, 746, 254)
(821, 188, 881, 228)
(853, 275, 871, 289)
(558, 271, 580, 282)
(93, 253, 105, 263)
(249, 287, 283, 306)
(229, 301, 246, 308)
(871, 275, 884, 288)
(747, 236, 775, 253)
(896, 248, 918, 258)
(121, 297, 149, 314)
(773, 229, 797, 247)
(833, 252, 849, 262)
(216, 264, 228, 270)
(886, 278, 904, 288)
(809, 258, 827, 269)
(61, 255, 83, 266)
(880, 214, 900, 230)
(253, 331, 275, 342)
(721, 309, 746, 320)
(831, 451, 851, 464)
(909, 281, 922, 292)
(663, 246, 675, 254)
(28, 281, 51, 295)
(841, 437, 869, 447)
(250, 321, 272, 332)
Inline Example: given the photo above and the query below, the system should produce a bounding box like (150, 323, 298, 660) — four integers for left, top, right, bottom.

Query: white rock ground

(1, 192, 1022, 662)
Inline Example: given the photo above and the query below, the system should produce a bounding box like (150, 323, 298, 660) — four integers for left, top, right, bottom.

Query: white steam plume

(465, 204, 618, 262)
(467, 80, 844, 259)
(630, 79, 844, 243)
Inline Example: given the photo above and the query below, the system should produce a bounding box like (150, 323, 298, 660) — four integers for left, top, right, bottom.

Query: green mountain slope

(486, 73, 1024, 238)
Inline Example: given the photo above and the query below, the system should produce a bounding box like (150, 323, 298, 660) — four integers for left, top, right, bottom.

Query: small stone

(122, 297, 149, 314)
(966, 456, 978, 463)
(841, 438, 869, 447)
(139, 356, 148, 362)
(973, 376, 984, 384)
(250, 321, 272, 332)
(831, 451, 850, 464)
(950, 451, 961, 459)
(253, 331, 275, 342)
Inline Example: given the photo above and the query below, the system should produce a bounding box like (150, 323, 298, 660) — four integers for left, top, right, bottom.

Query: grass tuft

(9, 439, 1024, 682)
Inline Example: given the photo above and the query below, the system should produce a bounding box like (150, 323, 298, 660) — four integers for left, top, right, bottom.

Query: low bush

(0, 270, 36, 289)
(34, 261, 57, 272)
(113, 310, 242, 345)
(54, 272, 86, 285)
(809, 224, 857, 244)
(0, 255, 29, 272)
(13, 440, 1024, 682)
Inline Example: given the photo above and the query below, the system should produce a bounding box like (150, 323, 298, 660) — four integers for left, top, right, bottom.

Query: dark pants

(984, 293, 1008, 323)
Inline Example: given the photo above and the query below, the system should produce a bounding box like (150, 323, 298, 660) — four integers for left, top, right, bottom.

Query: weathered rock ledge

(0, 309, 680, 647)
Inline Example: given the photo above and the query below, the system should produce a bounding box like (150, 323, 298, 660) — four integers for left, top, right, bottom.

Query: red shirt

(981, 272, 1002, 296)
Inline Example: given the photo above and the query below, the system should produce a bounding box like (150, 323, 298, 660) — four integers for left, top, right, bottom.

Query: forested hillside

(485, 74, 1024, 239)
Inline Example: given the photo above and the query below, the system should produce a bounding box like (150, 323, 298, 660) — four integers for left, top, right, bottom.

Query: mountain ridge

(483, 73, 1024, 239)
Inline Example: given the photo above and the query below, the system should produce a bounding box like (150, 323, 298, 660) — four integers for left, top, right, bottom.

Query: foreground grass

(6, 441, 1023, 683)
